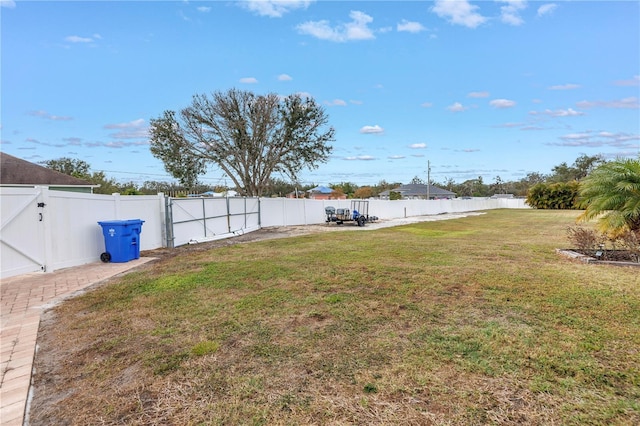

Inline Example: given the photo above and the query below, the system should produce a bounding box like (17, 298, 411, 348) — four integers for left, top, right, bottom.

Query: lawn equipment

(325, 200, 378, 227)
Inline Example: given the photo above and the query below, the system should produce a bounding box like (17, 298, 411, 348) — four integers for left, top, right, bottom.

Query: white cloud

(551, 131, 640, 148)
(468, 91, 490, 98)
(345, 155, 376, 161)
(325, 99, 347, 106)
(613, 75, 640, 87)
(576, 97, 639, 109)
(432, 0, 487, 29)
(27, 110, 73, 121)
(65, 35, 95, 43)
(104, 118, 148, 139)
(447, 102, 468, 112)
(409, 143, 427, 149)
(498, 0, 527, 26)
(397, 19, 426, 33)
(388, 155, 405, 159)
(1, 0, 16, 9)
(297, 10, 375, 42)
(197, 6, 211, 13)
(239, 77, 259, 84)
(104, 118, 146, 129)
(490, 99, 516, 108)
(241, 0, 313, 18)
(548, 83, 581, 90)
(494, 122, 524, 128)
(529, 108, 584, 117)
(537, 3, 557, 17)
(360, 124, 384, 134)
(421, 102, 433, 108)
(277, 73, 293, 81)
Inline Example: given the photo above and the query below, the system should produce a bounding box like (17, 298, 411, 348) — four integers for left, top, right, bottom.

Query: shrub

(566, 226, 604, 251)
(527, 181, 580, 209)
(617, 229, 640, 263)
(567, 226, 640, 262)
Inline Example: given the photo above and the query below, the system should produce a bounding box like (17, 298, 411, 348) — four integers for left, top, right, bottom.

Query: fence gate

(166, 197, 260, 248)
(0, 187, 49, 278)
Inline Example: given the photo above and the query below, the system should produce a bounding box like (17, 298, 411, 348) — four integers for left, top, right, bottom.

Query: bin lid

(98, 219, 145, 226)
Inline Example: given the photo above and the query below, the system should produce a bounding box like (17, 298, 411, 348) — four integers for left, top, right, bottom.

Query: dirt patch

(142, 212, 485, 262)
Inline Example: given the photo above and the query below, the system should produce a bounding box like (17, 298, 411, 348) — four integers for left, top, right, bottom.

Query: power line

(94, 169, 228, 184)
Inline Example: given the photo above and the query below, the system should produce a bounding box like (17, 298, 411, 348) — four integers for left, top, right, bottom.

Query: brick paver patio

(1, 257, 155, 425)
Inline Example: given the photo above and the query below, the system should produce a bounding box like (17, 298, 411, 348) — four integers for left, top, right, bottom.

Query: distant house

(306, 185, 346, 200)
(0, 152, 97, 193)
(379, 183, 456, 200)
(188, 190, 238, 198)
(285, 189, 305, 199)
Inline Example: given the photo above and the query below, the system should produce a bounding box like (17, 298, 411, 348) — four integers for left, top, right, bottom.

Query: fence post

(157, 193, 167, 248)
(226, 196, 231, 233)
(112, 193, 121, 219)
(165, 196, 174, 248)
(39, 186, 54, 273)
(202, 197, 207, 238)
(258, 198, 262, 227)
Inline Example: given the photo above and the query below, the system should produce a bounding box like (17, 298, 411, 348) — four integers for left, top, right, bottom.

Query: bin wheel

(100, 252, 111, 263)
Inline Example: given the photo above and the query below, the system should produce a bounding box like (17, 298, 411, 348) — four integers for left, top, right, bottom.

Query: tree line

(41, 153, 607, 199)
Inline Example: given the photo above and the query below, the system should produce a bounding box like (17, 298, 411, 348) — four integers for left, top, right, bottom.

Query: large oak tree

(149, 89, 334, 196)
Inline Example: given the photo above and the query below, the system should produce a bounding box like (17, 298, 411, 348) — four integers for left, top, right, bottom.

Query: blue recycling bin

(97, 219, 144, 263)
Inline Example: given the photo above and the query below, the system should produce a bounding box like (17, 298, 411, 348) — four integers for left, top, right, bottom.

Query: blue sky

(2, 0, 639, 188)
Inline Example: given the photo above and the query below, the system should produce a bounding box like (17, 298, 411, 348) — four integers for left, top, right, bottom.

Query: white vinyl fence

(167, 197, 261, 247)
(1, 187, 166, 279)
(0, 187, 527, 279)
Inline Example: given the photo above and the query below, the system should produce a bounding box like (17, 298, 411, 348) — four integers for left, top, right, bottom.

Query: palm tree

(578, 157, 640, 234)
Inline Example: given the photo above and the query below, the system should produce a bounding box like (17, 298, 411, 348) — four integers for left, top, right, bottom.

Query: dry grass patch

(30, 210, 640, 425)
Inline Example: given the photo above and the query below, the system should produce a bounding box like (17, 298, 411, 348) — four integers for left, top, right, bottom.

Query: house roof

(380, 183, 456, 197)
(0, 152, 94, 186)
(307, 185, 333, 194)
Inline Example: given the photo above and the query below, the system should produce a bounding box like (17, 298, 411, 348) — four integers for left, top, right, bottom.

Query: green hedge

(526, 181, 580, 209)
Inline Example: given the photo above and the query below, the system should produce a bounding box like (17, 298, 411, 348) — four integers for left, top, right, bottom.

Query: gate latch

(37, 202, 46, 208)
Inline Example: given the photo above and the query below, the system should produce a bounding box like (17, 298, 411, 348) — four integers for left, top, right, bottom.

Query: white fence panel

(1, 188, 165, 278)
(47, 191, 118, 272)
(171, 198, 220, 247)
(169, 197, 261, 247)
(116, 194, 166, 250)
(0, 187, 46, 278)
(228, 197, 260, 231)
(45, 191, 165, 272)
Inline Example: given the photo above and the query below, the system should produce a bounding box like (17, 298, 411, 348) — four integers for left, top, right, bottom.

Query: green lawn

(30, 209, 640, 425)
